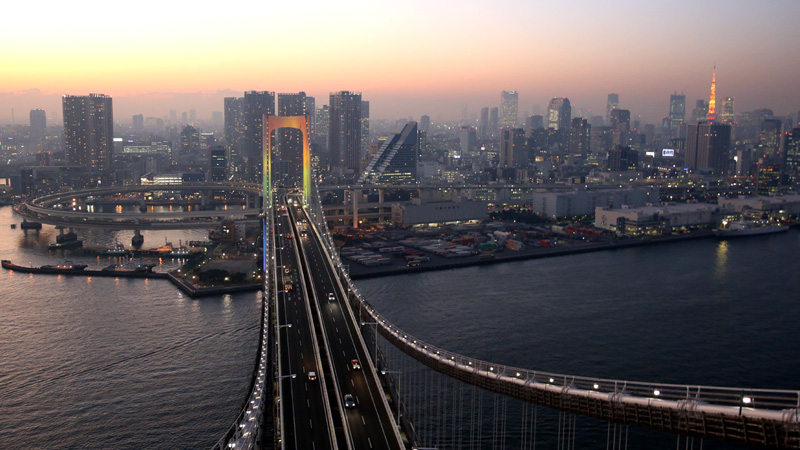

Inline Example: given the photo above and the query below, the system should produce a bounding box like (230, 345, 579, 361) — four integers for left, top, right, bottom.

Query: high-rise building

(525, 115, 544, 138)
(667, 93, 686, 137)
(62, 93, 114, 174)
(757, 119, 782, 162)
(610, 109, 631, 147)
(329, 91, 362, 175)
(29, 109, 47, 152)
(303, 96, 316, 136)
(784, 128, 800, 184)
(707, 67, 717, 122)
(361, 100, 370, 158)
(242, 91, 275, 182)
(608, 146, 639, 171)
(420, 115, 431, 133)
(499, 128, 526, 168)
(315, 105, 330, 153)
(720, 97, 735, 124)
(606, 93, 619, 123)
(459, 126, 477, 158)
(209, 146, 227, 182)
(685, 122, 731, 174)
(500, 91, 519, 128)
(568, 117, 591, 158)
(547, 98, 571, 131)
(223, 97, 244, 177)
(277, 92, 308, 186)
(692, 100, 708, 122)
(478, 107, 489, 140)
(132, 114, 144, 132)
(359, 122, 418, 184)
(489, 107, 499, 139)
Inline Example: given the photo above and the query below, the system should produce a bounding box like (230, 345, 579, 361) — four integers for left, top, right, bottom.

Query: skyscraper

(500, 91, 519, 128)
(606, 94, 619, 123)
(329, 91, 362, 175)
(667, 93, 686, 137)
(525, 115, 544, 138)
(315, 105, 330, 153)
(62, 93, 114, 174)
(757, 119, 782, 162)
(685, 122, 731, 174)
(209, 146, 227, 182)
(499, 128, 526, 168)
(29, 109, 47, 153)
(489, 107, 499, 139)
(547, 98, 571, 131)
(303, 96, 316, 136)
(359, 122, 418, 184)
(361, 100, 370, 158)
(609, 109, 631, 147)
(478, 107, 489, 140)
(720, 97, 735, 124)
(242, 91, 275, 182)
(223, 96, 244, 178)
(784, 128, 800, 184)
(568, 117, 591, 158)
(420, 115, 431, 134)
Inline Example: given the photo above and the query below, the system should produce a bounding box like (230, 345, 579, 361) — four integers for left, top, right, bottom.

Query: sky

(2, 0, 799, 126)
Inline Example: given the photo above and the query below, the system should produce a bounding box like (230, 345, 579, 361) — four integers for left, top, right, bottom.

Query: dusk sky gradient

(2, 0, 799, 125)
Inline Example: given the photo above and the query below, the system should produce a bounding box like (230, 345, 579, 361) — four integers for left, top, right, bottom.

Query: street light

(361, 321, 378, 365)
(381, 369, 402, 426)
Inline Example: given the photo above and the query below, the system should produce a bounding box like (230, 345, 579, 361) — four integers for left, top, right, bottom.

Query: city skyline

(2, 0, 800, 124)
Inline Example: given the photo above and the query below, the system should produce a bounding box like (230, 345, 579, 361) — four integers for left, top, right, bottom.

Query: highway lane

(274, 201, 335, 450)
(290, 201, 404, 450)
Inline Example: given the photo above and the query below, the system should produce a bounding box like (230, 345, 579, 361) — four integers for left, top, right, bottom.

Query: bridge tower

(263, 115, 312, 205)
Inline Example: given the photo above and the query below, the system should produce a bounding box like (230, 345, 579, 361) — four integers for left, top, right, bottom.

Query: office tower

(169, 109, 177, 124)
(224, 97, 244, 177)
(460, 104, 468, 125)
(489, 107, 499, 139)
(181, 111, 188, 123)
(755, 163, 782, 195)
(209, 146, 227, 182)
(212, 111, 223, 127)
(500, 91, 519, 128)
(29, 109, 47, 152)
(359, 122, 418, 184)
(707, 67, 717, 121)
(667, 93, 686, 136)
(720, 97, 735, 123)
(277, 92, 307, 186)
(361, 100, 370, 157)
(547, 97, 571, 131)
(420, 115, 431, 133)
(62, 93, 114, 174)
(499, 128, 526, 168)
(459, 126, 477, 158)
(131, 114, 144, 132)
(525, 115, 544, 138)
(189, 109, 196, 124)
(610, 109, 631, 147)
(478, 107, 489, 140)
(568, 117, 591, 158)
(685, 122, 731, 174)
(329, 91, 362, 175)
(606, 93, 619, 123)
(589, 115, 604, 128)
(757, 119, 782, 161)
(784, 128, 800, 184)
(608, 146, 639, 171)
(692, 100, 708, 122)
(303, 96, 316, 136)
(242, 91, 275, 182)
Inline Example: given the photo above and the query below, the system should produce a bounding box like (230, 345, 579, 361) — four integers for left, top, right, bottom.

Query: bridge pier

(132, 229, 143, 247)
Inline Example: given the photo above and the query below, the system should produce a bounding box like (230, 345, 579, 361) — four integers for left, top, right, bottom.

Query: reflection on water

(714, 240, 728, 280)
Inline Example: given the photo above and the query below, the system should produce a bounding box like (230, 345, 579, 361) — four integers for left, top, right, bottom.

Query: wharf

(346, 230, 716, 279)
(166, 272, 261, 298)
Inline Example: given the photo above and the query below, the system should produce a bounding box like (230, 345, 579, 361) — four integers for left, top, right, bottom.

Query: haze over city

(3, 0, 800, 124)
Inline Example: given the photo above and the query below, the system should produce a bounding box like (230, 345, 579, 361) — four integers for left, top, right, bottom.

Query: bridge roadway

(274, 199, 335, 450)
(289, 197, 405, 450)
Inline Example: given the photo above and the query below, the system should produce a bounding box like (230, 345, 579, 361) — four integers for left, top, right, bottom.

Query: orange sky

(2, 0, 799, 124)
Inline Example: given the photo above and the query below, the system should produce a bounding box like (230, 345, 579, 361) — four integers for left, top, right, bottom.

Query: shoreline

(346, 231, 717, 279)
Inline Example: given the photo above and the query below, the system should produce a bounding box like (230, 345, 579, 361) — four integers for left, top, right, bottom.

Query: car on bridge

(343, 394, 356, 408)
(307, 371, 317, 381)
(350, 359, 361, 370)
(328, 292, 335, 301)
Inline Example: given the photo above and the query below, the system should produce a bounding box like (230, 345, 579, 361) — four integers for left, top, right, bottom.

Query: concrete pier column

(352, 189, 359, 228)
(132, 229, 144, 247)
(378, 188, 384, 204)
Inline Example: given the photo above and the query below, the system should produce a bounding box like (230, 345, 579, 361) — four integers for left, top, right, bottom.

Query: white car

(328, 292, 335, 301)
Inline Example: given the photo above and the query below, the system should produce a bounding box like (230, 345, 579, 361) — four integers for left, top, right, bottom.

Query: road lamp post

(381, 369, 402, 427)
(361, 321, 378, 367)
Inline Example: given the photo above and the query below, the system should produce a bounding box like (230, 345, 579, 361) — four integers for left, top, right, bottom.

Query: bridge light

(516, 372, 521, 377)
(593, 384, 599, 389)
(743, 397, 752, 404)
(549, 378, 555, 383)
(489, 367, 494, 371)
(653, 390, 661, 396)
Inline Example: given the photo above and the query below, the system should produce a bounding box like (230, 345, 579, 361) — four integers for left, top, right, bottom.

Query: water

(356, 230, 800, 447)
(0, 206, 260, 449)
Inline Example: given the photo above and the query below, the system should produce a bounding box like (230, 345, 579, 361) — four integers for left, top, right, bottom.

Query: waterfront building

(531, 187, 658, 220)
(784, 128, 800, 184)
(594, 203, 720, 235)
(757, 119, 782, 162)
(277, 91, 308, 187)
(359, 122, 419, 185)
(62, 93, 114, 177)
(29, 109, 47, 153)
(391, 197, 488, 227)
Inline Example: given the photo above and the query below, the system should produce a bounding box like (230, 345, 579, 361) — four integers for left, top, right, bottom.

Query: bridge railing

(305, 185, 800, 425)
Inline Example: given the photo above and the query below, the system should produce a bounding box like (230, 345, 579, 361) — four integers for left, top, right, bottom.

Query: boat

(10, 224, 16, 229)
(102, 260, 154, 273)
(713, 219, 789, 238)
(101, 243, 129, 256)
(41, 261, 89, 270)
(49, 240, 84, 250)
(20, 220, 42, 230)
